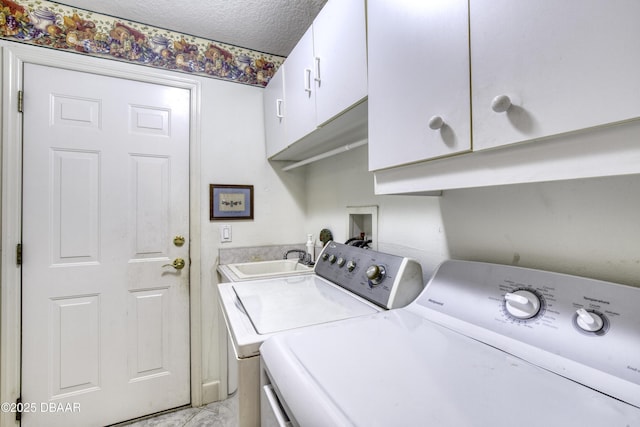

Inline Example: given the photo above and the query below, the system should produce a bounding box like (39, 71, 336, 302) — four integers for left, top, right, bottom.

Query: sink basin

(226, 259, 314, 280)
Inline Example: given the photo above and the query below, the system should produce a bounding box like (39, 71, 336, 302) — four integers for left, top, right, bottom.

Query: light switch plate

(220, 224, 232, 243)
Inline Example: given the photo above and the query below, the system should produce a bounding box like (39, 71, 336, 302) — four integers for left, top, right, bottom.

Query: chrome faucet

(283, 249, 312, 265)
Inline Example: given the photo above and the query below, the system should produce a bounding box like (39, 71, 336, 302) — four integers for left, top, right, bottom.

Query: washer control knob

(328, 254, 337, 264)
(504, 290, 541, 319)
(321, 253, 329, 261)
(366, 264, 386, 286)
(576, 309, 604, 332)
(347, 260, 357, 272)
(337, 257, 346, 267)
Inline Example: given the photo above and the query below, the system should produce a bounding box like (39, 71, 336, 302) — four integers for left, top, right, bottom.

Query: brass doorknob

(163, 258, 186, 270)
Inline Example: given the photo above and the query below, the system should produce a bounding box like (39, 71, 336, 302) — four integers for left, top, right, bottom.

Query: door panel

(130, 155, 170, 257)
(51, 295, 100, 396)
(128, 288, 170, 378)
(52, 150, 100, 264)
(22, 63, 190, 427)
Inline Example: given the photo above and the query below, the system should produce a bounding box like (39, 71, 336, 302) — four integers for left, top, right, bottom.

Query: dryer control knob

(504, 290, 541, 319)
(366, 264, 386, 286)
(576, 309, 604, 332)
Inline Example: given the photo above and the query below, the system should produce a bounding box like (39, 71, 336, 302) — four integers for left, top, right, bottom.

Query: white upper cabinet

(265, 0, 368, 160)
(313, 0, 367, 127)
(369, 0, 640, 192)
(264, 65, 287, 158)
(368, 0, 471, 171)
(283, 27, 316, 146)
(471, 0, 640, 151)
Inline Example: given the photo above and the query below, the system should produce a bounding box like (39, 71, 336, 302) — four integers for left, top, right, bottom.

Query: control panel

(414, 260, 640, 409)
(314, 241, 423, 309)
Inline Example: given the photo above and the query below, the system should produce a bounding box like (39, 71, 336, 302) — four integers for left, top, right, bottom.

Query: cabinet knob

(491, 95, 512, 113)
(428, 116, 444, 130)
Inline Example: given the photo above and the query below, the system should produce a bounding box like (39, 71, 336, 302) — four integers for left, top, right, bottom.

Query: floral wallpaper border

(0, 0, 284, 87)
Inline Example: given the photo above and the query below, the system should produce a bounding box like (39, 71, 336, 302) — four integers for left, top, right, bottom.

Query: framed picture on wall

(209, 184, 254, 220)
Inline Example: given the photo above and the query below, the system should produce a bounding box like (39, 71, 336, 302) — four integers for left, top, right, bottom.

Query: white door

(21, 63, 191, 426)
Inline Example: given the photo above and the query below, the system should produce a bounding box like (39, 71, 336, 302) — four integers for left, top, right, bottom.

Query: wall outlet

(220, 224, 232, 243)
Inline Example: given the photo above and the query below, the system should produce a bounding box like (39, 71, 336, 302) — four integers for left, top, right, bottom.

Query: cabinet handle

(314, 57, 321, 84)
(491, 95, 512, 113)
(428, 116, 444, 130)
(304, 68, 312, 94)
(275, 99, 284, 118)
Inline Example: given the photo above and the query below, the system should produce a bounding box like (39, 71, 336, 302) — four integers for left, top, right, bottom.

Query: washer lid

(261, 309, 640, 426)
(233, 275, 378, 334)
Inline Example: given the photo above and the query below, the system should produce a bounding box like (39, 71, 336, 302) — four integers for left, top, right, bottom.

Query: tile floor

(122, 395, 238, 427)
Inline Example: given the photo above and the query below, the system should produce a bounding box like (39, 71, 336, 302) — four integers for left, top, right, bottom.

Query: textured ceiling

(58, 0, 328, 57)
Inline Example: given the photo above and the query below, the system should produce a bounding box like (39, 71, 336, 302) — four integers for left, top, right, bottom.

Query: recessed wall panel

(52, 150, 100, 265)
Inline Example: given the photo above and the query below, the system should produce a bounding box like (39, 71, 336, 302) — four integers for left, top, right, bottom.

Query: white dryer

(261, 260, 640, 426)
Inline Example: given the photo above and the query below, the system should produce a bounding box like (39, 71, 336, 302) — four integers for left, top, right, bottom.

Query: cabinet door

(368, 0, 471, 171)
(264, 66, 287, 158)
(471, 0, 640, 151)
(284, 27, 317, 145)
(313, 0, 367, 126)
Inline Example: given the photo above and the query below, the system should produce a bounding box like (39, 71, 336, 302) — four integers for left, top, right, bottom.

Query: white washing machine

(261, 260, 640, 426)
(217, 241, 424, 427)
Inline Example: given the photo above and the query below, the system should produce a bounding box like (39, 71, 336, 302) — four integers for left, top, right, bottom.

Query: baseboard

(201, 380, 221, 405)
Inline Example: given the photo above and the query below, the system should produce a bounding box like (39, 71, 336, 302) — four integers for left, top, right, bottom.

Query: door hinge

(17, 90, 23, 113)
(16, 243, 22, 265)
(15, 397, 21, 421)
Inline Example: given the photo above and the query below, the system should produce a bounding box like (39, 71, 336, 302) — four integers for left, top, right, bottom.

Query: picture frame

(209, 184, 254, 220)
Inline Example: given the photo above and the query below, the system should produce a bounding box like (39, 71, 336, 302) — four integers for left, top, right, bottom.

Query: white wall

(304, 145, 449, 281)
(303, 143, 640, 289)
(441, 174, 640, 287)
(196, 77, 307, 395)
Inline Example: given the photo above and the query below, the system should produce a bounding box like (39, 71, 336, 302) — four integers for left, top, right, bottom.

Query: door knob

(163, 258, 186, 270)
